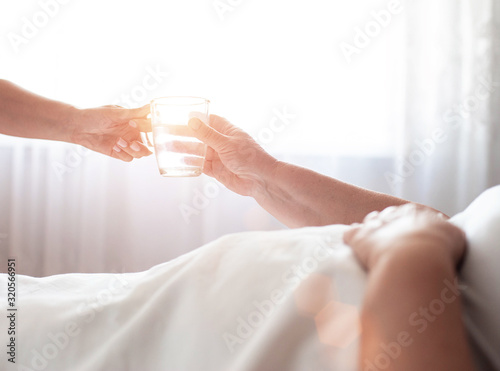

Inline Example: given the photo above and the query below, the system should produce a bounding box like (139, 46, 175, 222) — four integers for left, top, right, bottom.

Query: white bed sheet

(1, 225, 366, 371)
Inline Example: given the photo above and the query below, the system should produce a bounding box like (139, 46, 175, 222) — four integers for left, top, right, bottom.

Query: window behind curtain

(0, 0, 404, 157)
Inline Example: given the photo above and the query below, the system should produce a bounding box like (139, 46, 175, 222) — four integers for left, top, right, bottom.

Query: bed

(1, 186, 499, 371)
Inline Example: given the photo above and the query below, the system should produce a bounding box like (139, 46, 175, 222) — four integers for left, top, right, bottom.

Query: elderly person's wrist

(248, 155, 281, 199)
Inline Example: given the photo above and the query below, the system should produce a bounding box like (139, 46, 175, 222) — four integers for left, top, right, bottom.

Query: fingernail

(117, 138, 128, 147)
(129, 120, 137, 128)
(188, 117, 201, 131)
(130, 142, 140, 151)
(113, 145, 121, 152)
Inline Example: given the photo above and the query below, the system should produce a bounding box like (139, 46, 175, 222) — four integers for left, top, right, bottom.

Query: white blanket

(1, 225, 366, 371)
(1, 185, 499, 371)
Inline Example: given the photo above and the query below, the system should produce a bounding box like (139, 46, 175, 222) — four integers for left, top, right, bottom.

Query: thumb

(188, 117, 227, 152)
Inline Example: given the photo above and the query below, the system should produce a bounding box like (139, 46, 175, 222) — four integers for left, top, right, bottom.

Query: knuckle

(364, 211, 380, 222)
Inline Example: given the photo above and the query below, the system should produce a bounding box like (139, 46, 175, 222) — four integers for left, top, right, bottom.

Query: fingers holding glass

(112, 145, 134, 162)
(129, 118, 152, 132)
(115, 137, 152, 159)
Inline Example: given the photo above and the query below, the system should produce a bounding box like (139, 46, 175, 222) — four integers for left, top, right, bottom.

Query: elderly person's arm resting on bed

(188, 115, 433, 227)
(344, 204, 475, 371)
(0, 79, 152, 161)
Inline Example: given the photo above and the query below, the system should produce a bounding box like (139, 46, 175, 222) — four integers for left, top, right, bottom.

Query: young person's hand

(0, 79, 153, 162)
(71, 105, 152, 162)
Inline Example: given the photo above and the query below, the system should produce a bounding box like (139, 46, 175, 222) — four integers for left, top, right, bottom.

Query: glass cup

(140, 128, 154, 152)
(149, 96, 210, 177)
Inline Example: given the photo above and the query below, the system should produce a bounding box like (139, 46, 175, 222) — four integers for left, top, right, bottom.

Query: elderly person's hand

(343, 204, 466, 271)
(71, 105, 152, 162)
(187, 114, 423, 228)
(187, 115, 277, 196)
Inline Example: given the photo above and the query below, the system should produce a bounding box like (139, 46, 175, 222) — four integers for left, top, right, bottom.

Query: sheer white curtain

(389, 0, 500, 215)
(0, 139, 286, 276)
(0, 0, 498, 277)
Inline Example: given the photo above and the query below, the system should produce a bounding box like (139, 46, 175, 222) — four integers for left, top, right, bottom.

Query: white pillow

(449, 185, 500, 371)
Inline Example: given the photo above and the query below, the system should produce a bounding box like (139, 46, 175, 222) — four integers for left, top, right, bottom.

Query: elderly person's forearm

(189, 114, 413, 227)
(254, 160, 410, 227)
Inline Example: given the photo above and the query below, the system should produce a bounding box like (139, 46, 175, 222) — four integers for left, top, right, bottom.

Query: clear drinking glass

(140, 130, 154, 152)
(150, 96, 210, 177)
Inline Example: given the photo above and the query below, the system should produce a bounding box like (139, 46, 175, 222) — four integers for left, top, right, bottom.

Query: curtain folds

(0, 142, 393, 276)
(391, 0, 500, 215)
